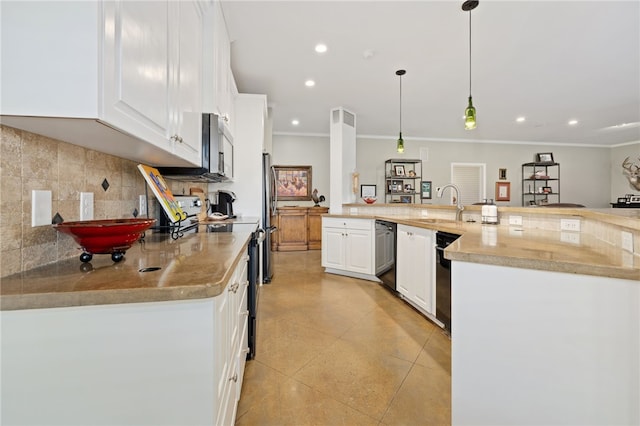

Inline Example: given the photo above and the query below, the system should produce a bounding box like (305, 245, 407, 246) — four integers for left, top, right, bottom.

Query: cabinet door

(212, 1, 231, 121)
(103, 0, 173, 152)
(396, 228, 412, 297)
(171, 0, 203, 164)
(322, 228, 345, 269)
(397, 226, 435, 314)
(276, 210, 308, 250)
(345, 229, 373, 274)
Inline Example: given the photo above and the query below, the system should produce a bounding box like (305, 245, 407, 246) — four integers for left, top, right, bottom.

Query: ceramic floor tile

(415, 329, 452, 374)
(381, 363, 451, 426)
(237, 377, 379, 426)
(254, 317, 339, 377)
(238, 250, 452, 426)
(293, 338, 413, 421)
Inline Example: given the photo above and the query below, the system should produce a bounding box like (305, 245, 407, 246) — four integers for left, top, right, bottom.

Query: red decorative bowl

(54, 218, 156, 262)
(362, 197, 377, 204)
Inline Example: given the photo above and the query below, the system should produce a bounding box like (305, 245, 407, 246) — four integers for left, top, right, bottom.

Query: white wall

(272, 134, 631, 208)
(272, 134, 330, 208)
(356, 138, 612, 207)
(610, 142, 640, 199)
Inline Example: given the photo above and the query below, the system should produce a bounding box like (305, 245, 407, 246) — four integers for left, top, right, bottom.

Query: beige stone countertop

(0, 228, 252, 311)
(325, 212, 640, 281)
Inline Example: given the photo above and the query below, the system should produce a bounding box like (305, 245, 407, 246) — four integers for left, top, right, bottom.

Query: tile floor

(236, 250, 451, 426)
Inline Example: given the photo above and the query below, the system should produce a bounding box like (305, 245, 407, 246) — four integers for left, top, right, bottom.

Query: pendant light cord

(399, 74, 402, 133)
(468, 10, 472, 97)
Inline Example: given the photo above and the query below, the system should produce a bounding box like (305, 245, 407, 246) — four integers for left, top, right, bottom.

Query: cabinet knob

(229, 373, 238, 382)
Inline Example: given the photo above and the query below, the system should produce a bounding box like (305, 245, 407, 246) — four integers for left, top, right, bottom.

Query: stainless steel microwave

(158, 113, 233, 182)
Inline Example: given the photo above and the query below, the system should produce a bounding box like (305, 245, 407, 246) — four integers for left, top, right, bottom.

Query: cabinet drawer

(323, 217, 372, 230)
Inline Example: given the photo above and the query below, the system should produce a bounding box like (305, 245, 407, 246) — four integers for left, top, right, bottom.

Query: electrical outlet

(560, 218, 581, 232)
(560, 232, 580, 245)
(139, 195, 147, 216)
(509, 215, 523, 226)
(31, 190, 52, 227)
(621, 231, 634, 253)
(80, 192, 94, 221)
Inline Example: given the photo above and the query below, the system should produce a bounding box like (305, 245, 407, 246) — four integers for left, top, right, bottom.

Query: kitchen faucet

(436, 184, 464, 222)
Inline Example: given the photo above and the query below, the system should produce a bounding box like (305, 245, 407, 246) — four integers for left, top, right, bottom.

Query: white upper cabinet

(1, 0, 206, 167)
(211, 0, 233, 127)
(102, 1, 173, 153)
(172, 1, 204, 164)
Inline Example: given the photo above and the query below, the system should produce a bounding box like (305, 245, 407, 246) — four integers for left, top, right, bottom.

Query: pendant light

(396, 69, 406, 153)
(462, 0, 478, 130)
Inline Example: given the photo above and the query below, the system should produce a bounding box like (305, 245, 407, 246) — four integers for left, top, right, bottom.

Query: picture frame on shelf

(393, 165, 406, 176)
(404, 184, 413, 192)
(421, 181, 432, 199)
(495, 181, 511, 201)
(360, 184, 376, 198)
(536, 152, 554, 163)
(542, 186, 552, 194)
(273, 165, 312, 201)
(391, 180, 403, 192)
(400, 195, 412, 203)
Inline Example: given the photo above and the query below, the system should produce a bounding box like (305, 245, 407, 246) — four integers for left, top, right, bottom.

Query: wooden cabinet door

(274, 209, 308, 251)
(307, 207, 328, 250)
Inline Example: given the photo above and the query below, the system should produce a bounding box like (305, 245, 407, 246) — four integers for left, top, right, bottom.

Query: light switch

(80, 192, 94, 221)
(32, 190, 52, 227)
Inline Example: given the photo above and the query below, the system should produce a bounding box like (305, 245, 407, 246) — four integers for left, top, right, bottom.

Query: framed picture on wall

(536, 152, 554, 163)
(421, 181, 432, 199)
(273, 165, 312, 201)
(495, 181, 511, 202)
(360, 184, 376, 198)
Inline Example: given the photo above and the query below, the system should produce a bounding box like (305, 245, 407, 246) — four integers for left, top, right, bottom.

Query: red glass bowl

(362, 197, 377, 204)
(54, 218, 156, 262)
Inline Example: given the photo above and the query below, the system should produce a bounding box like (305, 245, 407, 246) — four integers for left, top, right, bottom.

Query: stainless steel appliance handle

(256, 228, 266, 244)
(271, 166, 278, 215)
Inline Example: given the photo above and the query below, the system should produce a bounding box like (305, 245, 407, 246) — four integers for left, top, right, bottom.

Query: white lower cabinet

(0, 249, 250, 426)
(322, 217, 376, 280)
(216, 253, 249, 426)
(396, 225, 436, 315)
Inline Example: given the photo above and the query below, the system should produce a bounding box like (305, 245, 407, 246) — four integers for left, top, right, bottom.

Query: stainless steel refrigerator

(262, 153, 276, 283)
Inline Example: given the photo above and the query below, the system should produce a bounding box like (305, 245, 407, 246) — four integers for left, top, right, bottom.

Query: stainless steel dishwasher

(435, 231, 460, 334)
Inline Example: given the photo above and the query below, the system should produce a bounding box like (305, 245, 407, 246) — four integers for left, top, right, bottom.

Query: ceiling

(221, 1, 640, 147)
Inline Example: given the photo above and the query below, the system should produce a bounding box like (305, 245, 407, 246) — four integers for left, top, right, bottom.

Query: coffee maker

(211, 190, 236, 218)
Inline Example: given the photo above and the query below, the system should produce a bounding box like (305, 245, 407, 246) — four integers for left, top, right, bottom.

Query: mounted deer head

(622, 156, 640, 191)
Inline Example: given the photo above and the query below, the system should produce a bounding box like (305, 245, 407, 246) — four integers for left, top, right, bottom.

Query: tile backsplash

(0, 125, 206, 277)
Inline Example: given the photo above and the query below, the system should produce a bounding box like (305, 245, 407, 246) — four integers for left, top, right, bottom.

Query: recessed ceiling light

(568, 119, 578, 125)
(600, 121, 640, 131)
(304, 80, 315, 87)
(516, 117, 526, 123)
(291, 119, 300, 126)
(315, 44, 327, 54)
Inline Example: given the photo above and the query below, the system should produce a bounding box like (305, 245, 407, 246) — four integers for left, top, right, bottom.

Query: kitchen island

(325, 204, 639, 425)
(0, 225, 254, 426)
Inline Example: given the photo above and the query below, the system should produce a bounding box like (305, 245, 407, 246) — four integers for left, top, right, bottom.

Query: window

(451, 163, 486, 205)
